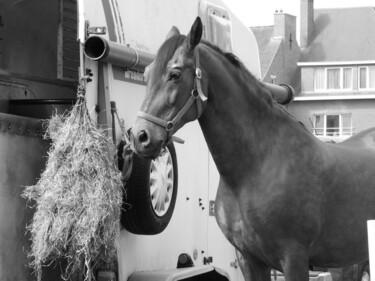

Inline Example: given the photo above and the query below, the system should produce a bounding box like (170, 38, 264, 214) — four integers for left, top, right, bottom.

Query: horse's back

(306, 127, 375, 267)
(338, 127, 375, 150)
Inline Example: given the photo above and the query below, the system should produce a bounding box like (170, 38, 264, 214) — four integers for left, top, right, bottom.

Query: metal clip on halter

(195, 68, 202, 79)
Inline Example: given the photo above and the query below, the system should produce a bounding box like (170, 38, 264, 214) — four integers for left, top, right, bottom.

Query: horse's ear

(186, 17, 203, 51)
(166, 26, 180, 40)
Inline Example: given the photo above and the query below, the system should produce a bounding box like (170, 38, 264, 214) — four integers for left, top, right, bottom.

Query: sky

(222, 0, 375, 27)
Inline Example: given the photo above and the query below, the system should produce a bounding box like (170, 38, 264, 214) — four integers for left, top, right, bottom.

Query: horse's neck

(198, 49, 312, 186)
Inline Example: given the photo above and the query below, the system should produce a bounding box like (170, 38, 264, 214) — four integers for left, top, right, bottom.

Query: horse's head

(131, 17, 207, 158)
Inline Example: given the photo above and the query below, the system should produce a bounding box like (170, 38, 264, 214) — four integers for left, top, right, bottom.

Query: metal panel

(0, 114, 46, 281)
(0, 113, 84, 281)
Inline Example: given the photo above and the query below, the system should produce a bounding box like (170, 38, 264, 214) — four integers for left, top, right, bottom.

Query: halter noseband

(137, 48, 207, 138)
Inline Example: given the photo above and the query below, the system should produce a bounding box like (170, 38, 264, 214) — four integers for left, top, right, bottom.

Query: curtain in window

(359, 67, 367, 89)
(314, 68, 325, 90)
(343, 68, 352, 89)
(369, 66, 375, 89)
(327, 69, 340, 89)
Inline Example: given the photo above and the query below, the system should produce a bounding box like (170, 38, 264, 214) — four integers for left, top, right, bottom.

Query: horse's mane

(154, 34, 307, 132)
(155, 35, 244, 76)
(201, 42, 308, 132)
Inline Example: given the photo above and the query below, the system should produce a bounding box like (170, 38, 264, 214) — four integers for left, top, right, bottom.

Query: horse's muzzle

(130, 128, 164, 159)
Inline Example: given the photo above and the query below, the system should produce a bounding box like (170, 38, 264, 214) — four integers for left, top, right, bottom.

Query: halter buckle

(191, 89, 199, 99)
(166, 121, 174, 132)
(195, 68, 202, 79)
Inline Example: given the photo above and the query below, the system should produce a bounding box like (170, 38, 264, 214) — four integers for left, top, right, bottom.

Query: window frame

(358, 66, 375, 90)
(312, 113, 353, 138)
(358, 66, 368, 89)
(313, 67, 353, 92)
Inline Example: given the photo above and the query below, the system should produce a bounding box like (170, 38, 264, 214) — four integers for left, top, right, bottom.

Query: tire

(360, 265, 370, 281)
(119, 142, 178, 235)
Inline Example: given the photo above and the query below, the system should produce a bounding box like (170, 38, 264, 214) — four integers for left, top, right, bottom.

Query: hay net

(23, 78, 124, 281)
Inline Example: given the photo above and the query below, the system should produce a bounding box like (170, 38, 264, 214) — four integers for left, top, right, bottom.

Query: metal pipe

(84, 36, 295, 105)
(83, 36, 155, 72)
(263, 82, 295, 105)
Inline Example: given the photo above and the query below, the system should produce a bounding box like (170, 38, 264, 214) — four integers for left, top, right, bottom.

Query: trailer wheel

(119, 142, 178, 235)
(360, 265, 370, 281)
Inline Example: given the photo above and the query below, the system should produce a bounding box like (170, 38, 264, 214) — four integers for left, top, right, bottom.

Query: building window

(314, 68, 325, 90)
(343, 68, 353, 89)
(358, 66, 375, 89)
(313, 114, 353, 137)
(327, 68, 340, 90)
(314, 67, 353, 91)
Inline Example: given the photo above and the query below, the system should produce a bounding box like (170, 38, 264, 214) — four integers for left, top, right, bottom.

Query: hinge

(203, 256, 213, 265)
(85, 20, 106, 40)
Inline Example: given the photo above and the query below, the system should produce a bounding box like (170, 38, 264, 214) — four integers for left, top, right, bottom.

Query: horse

(131, 17, 375, 281)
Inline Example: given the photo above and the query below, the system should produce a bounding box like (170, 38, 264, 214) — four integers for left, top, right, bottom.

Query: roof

(302, 7, 375, 62)
(250, 26, 282, 78)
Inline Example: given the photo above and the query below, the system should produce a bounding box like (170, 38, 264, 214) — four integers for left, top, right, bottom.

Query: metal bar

(0, 113, 44, 137)
(97, 62, 112, 138)
(83, 36, 295, 105)
(0, 73, 76, 88)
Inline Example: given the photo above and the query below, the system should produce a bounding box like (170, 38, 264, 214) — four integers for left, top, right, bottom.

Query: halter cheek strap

(137, 48, 207, 135)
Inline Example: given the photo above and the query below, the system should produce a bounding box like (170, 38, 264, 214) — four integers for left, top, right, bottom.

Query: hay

(23, 83, 124, 281)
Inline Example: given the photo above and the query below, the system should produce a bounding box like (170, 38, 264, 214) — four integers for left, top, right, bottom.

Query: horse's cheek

(167, 89, 178, 105)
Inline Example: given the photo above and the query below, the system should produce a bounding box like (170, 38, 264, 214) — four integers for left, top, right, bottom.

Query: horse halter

(137, 48, 207, 138)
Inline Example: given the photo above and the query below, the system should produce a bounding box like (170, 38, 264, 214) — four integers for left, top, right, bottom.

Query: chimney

(300, 0, 314, 49)
(274, 12, 297, 42)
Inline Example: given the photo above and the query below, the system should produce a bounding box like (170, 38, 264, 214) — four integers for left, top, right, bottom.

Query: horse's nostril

(138, 130, 149, 144)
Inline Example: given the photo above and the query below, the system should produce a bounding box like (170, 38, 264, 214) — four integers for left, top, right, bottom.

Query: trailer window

(201, 2, 233, 52)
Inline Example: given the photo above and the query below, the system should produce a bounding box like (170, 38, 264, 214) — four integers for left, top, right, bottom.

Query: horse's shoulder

(338, 127, 375, 149)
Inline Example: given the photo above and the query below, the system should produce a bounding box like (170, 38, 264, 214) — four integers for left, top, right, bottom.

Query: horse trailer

(0, 0, 367, 280)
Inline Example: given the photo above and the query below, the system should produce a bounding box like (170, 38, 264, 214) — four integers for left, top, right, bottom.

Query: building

(251, 10, 301, 90)
(287, 0, 375, 142)
(251, 0, 375, 142)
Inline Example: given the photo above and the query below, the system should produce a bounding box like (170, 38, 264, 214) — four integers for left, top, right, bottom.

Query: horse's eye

(169, 72, 182, 81)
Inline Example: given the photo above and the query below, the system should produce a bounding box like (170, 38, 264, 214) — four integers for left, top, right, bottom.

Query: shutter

(57, 0, 79, 81)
